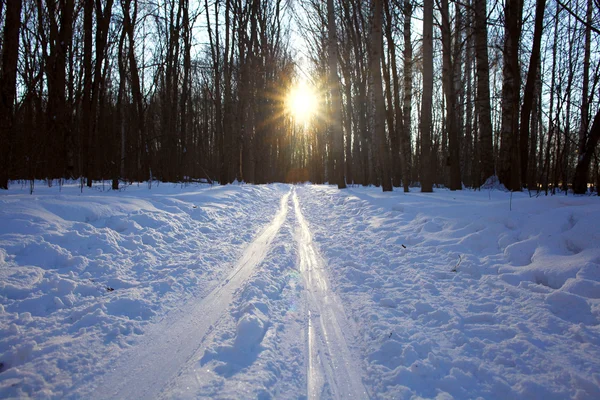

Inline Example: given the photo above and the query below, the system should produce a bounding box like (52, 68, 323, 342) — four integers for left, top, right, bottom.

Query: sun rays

(285, 82, 320, 125)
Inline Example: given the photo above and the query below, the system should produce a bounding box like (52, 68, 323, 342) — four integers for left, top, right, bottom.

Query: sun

(285, 82, 319, 124)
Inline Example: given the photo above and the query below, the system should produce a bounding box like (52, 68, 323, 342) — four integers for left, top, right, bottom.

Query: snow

(1, 182, 599, 399)
(0, 182, 284, 398)
(296, 186, 600, 399)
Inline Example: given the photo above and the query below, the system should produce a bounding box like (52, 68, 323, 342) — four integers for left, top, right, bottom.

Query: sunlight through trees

(0, 0, 598, 193)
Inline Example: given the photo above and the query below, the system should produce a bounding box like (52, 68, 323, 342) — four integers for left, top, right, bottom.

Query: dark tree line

(298, 0, 599, 194)
(0, 0, 599, 194)
(0, 0, 295, 190)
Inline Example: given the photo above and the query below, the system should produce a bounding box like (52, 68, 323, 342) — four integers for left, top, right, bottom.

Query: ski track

(79, 186, 369, 399)
(3, 183, 599, 398)
(293, 189, 369, 399)
(84, 189, 291, 400)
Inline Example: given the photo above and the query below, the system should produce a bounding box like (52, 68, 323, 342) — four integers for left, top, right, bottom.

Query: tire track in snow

(293, 189, 369, 399)
(86, 189, 291, 400)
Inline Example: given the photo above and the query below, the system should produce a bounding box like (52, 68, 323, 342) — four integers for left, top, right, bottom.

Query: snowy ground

(1, 182, 599, 399)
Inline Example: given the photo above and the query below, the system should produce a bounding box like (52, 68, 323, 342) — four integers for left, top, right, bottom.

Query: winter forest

(0, 0, 599, 194)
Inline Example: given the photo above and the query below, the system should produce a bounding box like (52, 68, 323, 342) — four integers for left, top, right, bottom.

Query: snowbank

(296, 186, 600, 399)
(0, 182, 284, 398)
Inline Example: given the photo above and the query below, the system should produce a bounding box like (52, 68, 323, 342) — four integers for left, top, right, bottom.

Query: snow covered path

(85, 190, 292, 399)
(293, 190, 368, 399)
(2, 182, 600, 399)
(153, 188, 367, 399)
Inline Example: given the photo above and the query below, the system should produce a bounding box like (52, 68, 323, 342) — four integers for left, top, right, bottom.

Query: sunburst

(285, 82, 319, 125)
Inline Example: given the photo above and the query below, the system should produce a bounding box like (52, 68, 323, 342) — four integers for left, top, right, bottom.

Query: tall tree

(327, 0, 347, 188)
(420, 0, 434, 192)
(222, 0, 233, 182)
(83, 0, 114, 187)
(518, 0, 546, 188)
(45, 0, 76, 177)
(577, 0, 593, 170)
(383, 0, 409, 191)
(82, 0, 94, 185)
(122, 0, 147, 181)
(402, 0, 413, 191)
(473, 0, 494, 184)
(498, 0, 523, 191)
(542, 2, 561, 193)
(440, 0, 462, 190)
(573, 0, 600, 195)
(180, 0, 193, 181)
(338, 6, 355, 184)
(0, 0, 23, 189)
(463, 0, 475, 187)
(370, 0, 392, 191)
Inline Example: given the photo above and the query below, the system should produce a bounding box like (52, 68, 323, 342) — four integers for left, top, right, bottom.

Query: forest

(0, 0, 598, 194)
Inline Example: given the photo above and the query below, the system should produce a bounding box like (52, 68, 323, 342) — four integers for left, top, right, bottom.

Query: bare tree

(402, 0, 413, 191)
(205, 0, 225, 183)
(440, 0, 462, 190)
(473, 0, 494, 185)
(369, 0, 392, 191)
(499, 0, 523, 191)
(383, 0, 410, 191)
(573, 0, 600, 195)
(0, 0, 22, 189)
(327, 0, 347, 188)
(81, 0, 114, 187)
(518, 0, 546, 188)
(122, 0, 147, 181)
(420, 0, 434, 192)
(43, 0, 76, 177)
(577, 0, 593, 171)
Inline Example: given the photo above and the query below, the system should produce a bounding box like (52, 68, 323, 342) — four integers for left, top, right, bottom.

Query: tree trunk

(86, 0, 114, 186)
(381, 24, 398, 187)
(327, 0, 347, 189)
(473, 0, 494, 185)
(499, 0, 523, 191)
(578, 0, 593, 166)
(46, 0, 75, 178)
(82, 0, 93, 185)
(180, 0, 191, 181)
(528, 64, 541, 190)
(340, 61, 354, 184)
(0, 0, 22, 189)
(573, 109, 600, 194)
(463, 0, 474, 187)
(222, 0, 233, 183)
(402, 0, 413, 192)
(420, 0, 434, 192)
(440, 0, 462, 190)
(370, 0, 392, 191)
(117, 25, 127, 183)
(206, 0, 225, 184)
(384, 0, 408, 190)
(122, 0, 147, 181)
(518, 0, 546, 188)
(543, 2, 560, 194)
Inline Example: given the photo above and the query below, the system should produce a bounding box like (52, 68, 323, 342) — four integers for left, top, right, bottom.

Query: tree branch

(556, 0, 600, 35)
